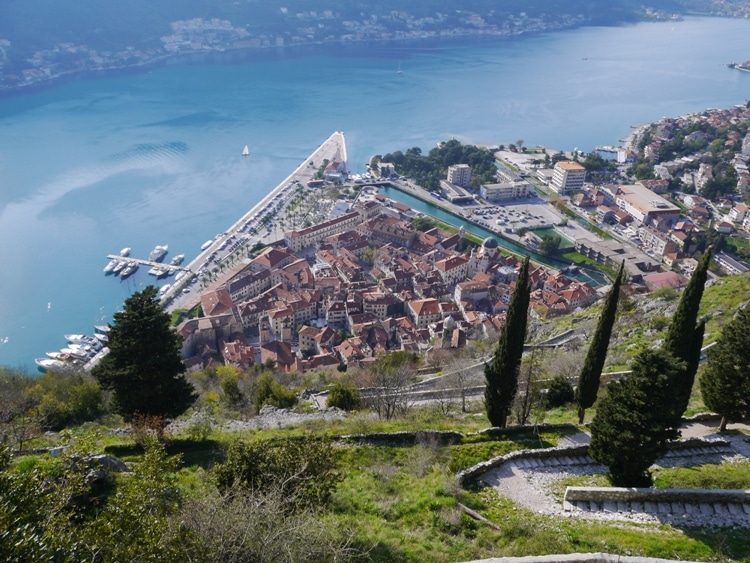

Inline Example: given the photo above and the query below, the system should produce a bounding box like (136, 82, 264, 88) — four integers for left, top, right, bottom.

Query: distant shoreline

(0, 20, 660, 98)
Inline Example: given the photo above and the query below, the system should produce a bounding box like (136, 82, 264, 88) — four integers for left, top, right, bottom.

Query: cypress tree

(662, 247, 712, 424)
(93, 286, 197, 422)
(699, 306, 750, 431)
(589, 349, 683, 487)
(484, 256, 531, 428)
(575, 261, 624, 424)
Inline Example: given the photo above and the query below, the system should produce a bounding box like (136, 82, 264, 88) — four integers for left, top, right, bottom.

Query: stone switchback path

(481, 420, 750, 526)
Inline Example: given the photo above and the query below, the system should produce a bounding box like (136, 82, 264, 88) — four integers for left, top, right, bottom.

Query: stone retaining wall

(456, 443, 591, 487)
(338, 423, 580, 449)
(564, 486, 750, 506)
(338, 429, 463, 446)
(456, 436, 731, 488)
(464, 554, 705, 563)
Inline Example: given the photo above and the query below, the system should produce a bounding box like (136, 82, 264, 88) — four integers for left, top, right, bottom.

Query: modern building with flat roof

(480, 181, 529, 201)
(614, 183, 680, 226)
(447, 164, 472, 188)
(550, 161, 586, 195)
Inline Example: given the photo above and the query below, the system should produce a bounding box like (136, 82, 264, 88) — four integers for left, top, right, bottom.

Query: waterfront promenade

(164, 131, 348, 310)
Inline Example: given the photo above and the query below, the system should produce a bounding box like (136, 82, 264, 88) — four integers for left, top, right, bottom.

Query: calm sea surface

(1, 17, 749, 369)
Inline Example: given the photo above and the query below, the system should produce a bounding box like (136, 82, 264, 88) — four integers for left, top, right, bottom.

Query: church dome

(482, 236, 499, 249)
(443, 315, 456, 331)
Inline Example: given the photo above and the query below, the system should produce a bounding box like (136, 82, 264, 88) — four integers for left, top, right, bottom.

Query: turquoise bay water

(1, 17, 749, 369)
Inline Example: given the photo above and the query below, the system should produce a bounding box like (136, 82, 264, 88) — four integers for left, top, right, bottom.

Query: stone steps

(568, 499, 750, 519)
(511, 443, 731, 473)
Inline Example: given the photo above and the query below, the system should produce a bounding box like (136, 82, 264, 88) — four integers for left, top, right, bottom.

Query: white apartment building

(447, 164, 472, 187)
(550, 161, 586, 195)
(480, 181, 529, 201)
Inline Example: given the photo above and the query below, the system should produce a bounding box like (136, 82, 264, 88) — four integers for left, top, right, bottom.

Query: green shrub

(254, 373, 297, 411)
(213, 436, 339, 508)
(326, 382, 361, 411)
(545, 375, 574, 408)
(219, 374, 244, 406)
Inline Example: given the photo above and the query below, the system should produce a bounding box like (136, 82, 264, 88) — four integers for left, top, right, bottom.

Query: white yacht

(149, 244, 168, 262)
(170, 254, 185, 265)
(113, 260, 127, 275)
(120, 247, 132, 257)
(201, 240, 213, 251)
(103, 258, 119, 273)
(36, 358, 69, 371)
(242, 145, 250, 156)
(120, 261, 139, 279)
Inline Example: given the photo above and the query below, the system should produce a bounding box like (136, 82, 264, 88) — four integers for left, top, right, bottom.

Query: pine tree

(575, 261, 624, 424)
(699, 306, 750, 431)
(92, 286, 197, 422)
(589, 349, 683, 487)
(662, 247, 712, 425)
(484, 256, 531, 428)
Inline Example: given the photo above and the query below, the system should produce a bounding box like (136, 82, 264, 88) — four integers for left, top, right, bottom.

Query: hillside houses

(178, 200, 601, 372)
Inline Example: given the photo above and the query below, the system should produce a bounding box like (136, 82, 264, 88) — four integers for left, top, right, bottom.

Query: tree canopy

(92, 286, 196, 422)
(484, 256, 531, 428)
(662, 247, 711, 426)
(381, 139, 497, 190)
(575, 261, 624, 424)
(699, 306, 750, 431)
(589, 349, 683, 487)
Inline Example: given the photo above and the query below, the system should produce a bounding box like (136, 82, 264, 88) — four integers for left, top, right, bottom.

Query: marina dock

(105, 254, 192, 272)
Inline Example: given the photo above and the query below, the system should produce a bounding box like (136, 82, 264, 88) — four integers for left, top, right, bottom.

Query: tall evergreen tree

(589, 349, 683, 487)
(699, 306, 750, 431)
(484, 256, 531, 428)
(575, 261, 624, 424)
(92, 286, 196, 422)
(662, 247, 712, 424)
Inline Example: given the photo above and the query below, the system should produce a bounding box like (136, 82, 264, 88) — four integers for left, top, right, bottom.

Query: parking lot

(468, 195, 566, 236)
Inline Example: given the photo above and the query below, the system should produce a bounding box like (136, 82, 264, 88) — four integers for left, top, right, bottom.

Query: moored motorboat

(120, 261, 139, 279)
(46, 351, 80, 363)
(36, 358, 69, 371)
(113, 260, 127, 275)
(61, 347, 90, 361)
(201, 240, 213, 251)
(67, 343, 98, 357)
(158, 284, 171, 296)
(120, 247, 132, 257)
(170, 254, 185, 265)
(65, 333, 98, 345)
(103, 258, 119, 273)
(149, 244, 168, 262)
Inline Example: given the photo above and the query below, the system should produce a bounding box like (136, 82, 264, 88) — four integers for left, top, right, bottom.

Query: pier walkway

(106, 255, 191, 272)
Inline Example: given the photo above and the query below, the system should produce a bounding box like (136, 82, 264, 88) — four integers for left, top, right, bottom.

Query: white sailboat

(397, 62, 403, 75)
(242, 145, 250, 156)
